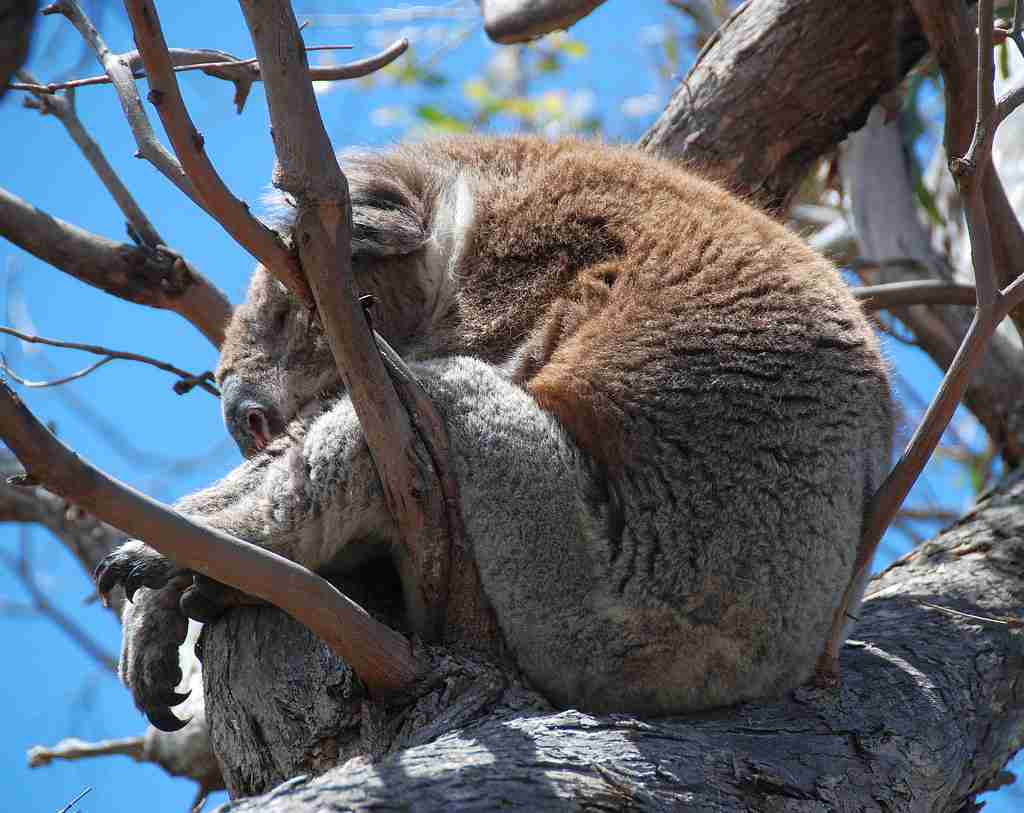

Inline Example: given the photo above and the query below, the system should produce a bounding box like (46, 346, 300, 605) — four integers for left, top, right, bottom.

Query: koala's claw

(94, 542, 188, 601)
(144, 704, 190, 732)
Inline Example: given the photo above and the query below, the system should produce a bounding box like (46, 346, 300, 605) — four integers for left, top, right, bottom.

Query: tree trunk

(204, 470, 1024, 810)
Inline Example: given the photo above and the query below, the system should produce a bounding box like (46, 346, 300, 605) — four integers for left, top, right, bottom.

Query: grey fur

(98, 135, 892, 729)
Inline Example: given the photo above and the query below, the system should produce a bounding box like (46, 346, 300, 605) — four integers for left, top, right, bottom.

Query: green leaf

(414, 105, 469, 132)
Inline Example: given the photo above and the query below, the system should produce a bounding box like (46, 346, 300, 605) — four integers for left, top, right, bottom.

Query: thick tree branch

(0, 381, 420, 696)
(0, 186, 231, 348)
(639, 0, 929, 209)
(206, 468, 1024, 810)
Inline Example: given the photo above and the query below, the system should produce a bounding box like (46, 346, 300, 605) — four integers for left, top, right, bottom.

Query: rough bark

(639, 0, 929, 210)
(201, 468, 1024, 810)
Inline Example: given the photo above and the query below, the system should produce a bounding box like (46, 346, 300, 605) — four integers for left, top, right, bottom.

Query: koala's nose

(227, 397, 284, 456)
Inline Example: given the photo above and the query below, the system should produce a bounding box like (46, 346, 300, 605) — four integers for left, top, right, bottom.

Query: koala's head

(215, 144, 473, 457)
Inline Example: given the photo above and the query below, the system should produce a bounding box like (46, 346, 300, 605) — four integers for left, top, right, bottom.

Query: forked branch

(820, 0, 1024, 680)
(238, 0, 490, 646)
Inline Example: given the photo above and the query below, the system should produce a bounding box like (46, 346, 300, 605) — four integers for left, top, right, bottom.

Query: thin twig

(122, 0, 312, 307)
(57, 787, 93, 813)
(2, 355, 115, 388)
(42, 0, 207, 211)
(916, 600, 1023, 627)
(0, 326, 219, 396)
(17, 70, 162, 248)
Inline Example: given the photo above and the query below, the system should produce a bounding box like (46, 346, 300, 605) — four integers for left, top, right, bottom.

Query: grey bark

(205, 469, 1024, 810)
(640, 0, 928, 210)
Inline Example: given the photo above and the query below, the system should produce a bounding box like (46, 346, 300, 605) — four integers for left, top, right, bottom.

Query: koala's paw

(95, 539, 190, 603)
(119, 585, 192, 731)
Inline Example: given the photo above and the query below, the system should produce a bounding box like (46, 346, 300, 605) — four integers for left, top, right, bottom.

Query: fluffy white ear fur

(426, 174, 475, 280)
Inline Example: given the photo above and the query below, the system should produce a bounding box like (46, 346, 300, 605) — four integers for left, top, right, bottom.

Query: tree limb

(639, 0, 930, 210)
(120, 0, 311, 306)
(235, 0, 492, 654)
(479, 0, 608, 44)
(0, 186, 231, 348)
(205, 467, 1024, 810)
(0, 380, 420, 696)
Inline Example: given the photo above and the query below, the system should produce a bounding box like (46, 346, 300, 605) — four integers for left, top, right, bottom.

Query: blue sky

(0, 2, 1011, 812)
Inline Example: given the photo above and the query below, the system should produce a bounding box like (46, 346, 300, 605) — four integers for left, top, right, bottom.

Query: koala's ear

(426, 174, 475, 276)
(342, 150, 431, 257)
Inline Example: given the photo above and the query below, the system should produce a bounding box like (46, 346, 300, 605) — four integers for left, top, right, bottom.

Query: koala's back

(322, 137, 892, 713)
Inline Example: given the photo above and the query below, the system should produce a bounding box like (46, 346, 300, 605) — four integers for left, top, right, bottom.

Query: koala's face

(216, 266, 339, 457)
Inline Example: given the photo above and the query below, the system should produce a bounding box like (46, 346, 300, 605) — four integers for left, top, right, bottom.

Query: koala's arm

(99, 357, 593, 727)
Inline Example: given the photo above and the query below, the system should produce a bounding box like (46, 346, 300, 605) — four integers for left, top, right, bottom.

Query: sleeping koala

(97, 135, 892, 731)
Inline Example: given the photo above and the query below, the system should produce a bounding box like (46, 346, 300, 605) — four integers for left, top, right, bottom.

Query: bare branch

(0, 326, 219, 396)
(121, 0, 312, 307)
(6, 42, 406, 114)
(820, 0, 1024, 682)
(479, 0, 608, 43)
(853, 280, 978, 311)
(29, 736, 145, 767)
(18, 71, 163, 248)
(0, 380, 420, 695)
(2, 356, 116, 388)
(0, 187, 231, 347)
(238, 0, 496, 648)
(42, 0, 207, 210)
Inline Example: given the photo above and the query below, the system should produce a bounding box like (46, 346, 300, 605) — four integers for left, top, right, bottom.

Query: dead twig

(5, 42, 405, 115)
(0, 327, 219, 396)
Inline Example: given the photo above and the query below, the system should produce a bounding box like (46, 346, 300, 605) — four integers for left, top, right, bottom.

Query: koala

(97, 135, 892, 732)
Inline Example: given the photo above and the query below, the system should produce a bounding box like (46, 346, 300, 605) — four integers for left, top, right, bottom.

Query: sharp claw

(94, 557, 121, 595)
(145, 706, 190, 732)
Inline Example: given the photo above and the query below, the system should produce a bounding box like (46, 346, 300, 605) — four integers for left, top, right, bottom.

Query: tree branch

(205, 467, 1024, 809)
(237, 0, 496, 651)
(120, 0, 311, 307)
(639, 0, 929, 209)
(19, 71, 163, 249)
(478, 0, 608, 44)
(0, 186, 231, 348)
(0, 326, 218, 395)
(8, 41, 407, 114)
(0, 381, 419, 696)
